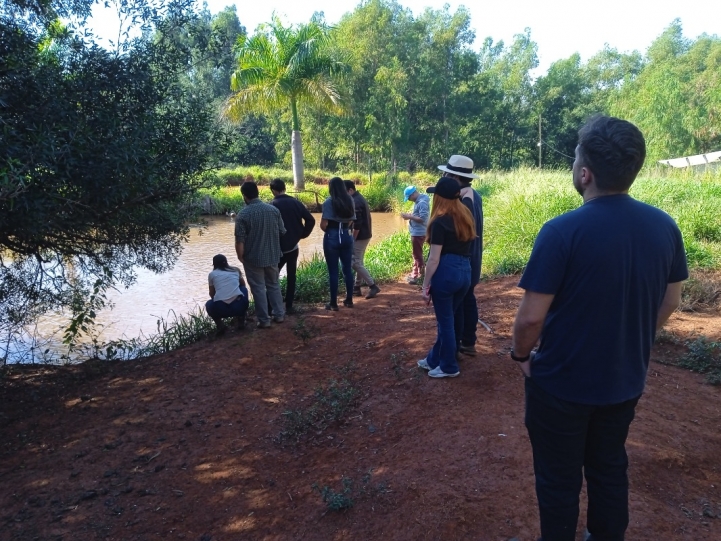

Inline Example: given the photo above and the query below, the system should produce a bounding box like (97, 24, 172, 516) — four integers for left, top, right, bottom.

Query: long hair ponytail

(425, 196, 476, 243)
(328, 177, 355, 219)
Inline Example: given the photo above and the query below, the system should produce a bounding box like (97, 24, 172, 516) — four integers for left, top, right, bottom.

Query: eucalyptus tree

(226, 17, 345, 190)
(612, 20, 721, 161)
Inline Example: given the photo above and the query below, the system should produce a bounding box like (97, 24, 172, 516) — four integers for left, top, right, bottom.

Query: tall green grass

(287, 231, 421, 303)
(477, 168, 721, 275)
(204, 167, 442, 213)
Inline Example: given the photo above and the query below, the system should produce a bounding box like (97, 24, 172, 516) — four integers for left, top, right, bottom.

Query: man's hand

(518, 351, 535, 377)
(400, 212, 411, 220)
(235, 241, 245, 264)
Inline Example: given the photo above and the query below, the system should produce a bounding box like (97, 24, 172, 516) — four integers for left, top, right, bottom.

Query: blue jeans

(426, 254, 471, 374)
(525, 377, 640, 541)
(205, 286, 249, 326)
(323, 227, 354, 306)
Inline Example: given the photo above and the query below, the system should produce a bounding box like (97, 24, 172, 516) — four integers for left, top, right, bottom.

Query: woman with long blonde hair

(417, 177, 476, 378)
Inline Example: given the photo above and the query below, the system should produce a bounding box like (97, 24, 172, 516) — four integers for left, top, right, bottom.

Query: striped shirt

(235, 198, 286, 267)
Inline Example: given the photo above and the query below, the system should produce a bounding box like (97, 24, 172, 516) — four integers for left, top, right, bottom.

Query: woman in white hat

(417, 177, 475, 378)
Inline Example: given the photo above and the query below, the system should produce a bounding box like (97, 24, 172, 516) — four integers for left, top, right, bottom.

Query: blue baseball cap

(403, 185, 417, 202)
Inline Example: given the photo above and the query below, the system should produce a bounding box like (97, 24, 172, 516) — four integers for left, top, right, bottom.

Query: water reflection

(36, 213, 404, 345)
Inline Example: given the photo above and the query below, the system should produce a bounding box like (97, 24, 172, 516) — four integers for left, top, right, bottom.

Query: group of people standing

(204, 177, 382, 333)
(205, 115, 690, 541)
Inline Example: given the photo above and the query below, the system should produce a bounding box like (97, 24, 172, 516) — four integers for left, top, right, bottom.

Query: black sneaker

(365, 284, 381, 299)
(352, 286, 362, 297)
(343, 299, 353, 308)
(325, 303, 339, 311)
(458, 344, 477, 357)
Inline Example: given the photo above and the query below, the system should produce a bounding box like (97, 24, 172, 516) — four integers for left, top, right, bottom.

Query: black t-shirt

(518, 194, 688, 405)
(428, 214, 472, 256)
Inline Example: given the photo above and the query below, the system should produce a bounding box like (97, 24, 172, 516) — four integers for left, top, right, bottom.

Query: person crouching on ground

(344, 180, 381, 300)
(417, 177, 475, 378)
(205, 254, 250, 336)
(320, 177, 356, 311)
(401, 185, 430, 285)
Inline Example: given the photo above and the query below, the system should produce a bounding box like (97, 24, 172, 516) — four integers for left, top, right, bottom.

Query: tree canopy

(0, 0, 228, 352)
(225, 16, 346, 189)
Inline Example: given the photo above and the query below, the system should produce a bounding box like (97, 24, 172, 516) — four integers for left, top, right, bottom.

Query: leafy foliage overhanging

(0, 0, 227, 354)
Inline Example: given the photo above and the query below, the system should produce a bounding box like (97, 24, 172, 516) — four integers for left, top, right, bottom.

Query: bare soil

(2, 277, 720, 541)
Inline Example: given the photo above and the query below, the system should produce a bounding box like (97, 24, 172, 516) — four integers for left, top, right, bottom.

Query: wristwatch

(510, 349, 531, 362)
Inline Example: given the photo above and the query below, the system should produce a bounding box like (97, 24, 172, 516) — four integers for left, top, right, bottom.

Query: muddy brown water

(32, 213, 405, 349)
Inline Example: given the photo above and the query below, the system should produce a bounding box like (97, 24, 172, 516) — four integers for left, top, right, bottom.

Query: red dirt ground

(1, 277, 720, 541)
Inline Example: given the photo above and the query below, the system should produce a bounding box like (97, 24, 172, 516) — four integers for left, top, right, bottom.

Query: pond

(28, 212, 405, 354)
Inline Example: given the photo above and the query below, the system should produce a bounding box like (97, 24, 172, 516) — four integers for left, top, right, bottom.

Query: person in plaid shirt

(235, 181, 287, 329)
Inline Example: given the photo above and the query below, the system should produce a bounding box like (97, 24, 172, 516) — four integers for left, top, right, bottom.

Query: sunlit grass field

(477, 167, 721, 275)
(199, 166, 721, 305)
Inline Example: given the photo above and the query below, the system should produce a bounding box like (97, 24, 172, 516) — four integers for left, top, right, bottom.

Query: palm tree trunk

(291, 130, 305, 191)
(290, 98, 305, 191)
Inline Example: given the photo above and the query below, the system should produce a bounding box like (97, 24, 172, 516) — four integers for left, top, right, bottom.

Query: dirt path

(1, 278, 720, 541)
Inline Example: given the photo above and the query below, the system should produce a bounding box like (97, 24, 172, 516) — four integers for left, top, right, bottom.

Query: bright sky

(89, 0, 719, 74)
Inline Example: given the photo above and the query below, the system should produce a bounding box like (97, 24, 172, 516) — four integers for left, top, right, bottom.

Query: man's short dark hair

(269, 179, 285, 193)
(343, 180, 356, 192)
(577, 115, 646, 192)
(240, 181, 259, 200)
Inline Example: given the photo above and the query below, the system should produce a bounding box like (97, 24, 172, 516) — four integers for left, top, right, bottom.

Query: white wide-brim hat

(438, 154, 479, 179)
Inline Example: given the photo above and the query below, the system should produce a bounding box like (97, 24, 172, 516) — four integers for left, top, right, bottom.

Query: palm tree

(225, 17, 344, 190)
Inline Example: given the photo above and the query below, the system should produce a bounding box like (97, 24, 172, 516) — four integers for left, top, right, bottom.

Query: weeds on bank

(678, 337, 721, 385)
(278, 377, 360, 443)
(680, 270, 721, 312)
(292, 317, 320, 344)
(390, 350, 409, 380)
(312, 470, 389, 513)
(312, 476, 355, 511)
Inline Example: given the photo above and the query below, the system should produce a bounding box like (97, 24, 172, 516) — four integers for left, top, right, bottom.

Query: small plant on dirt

(312, 476, 355, 511)
(277, 377, 360, 443)
(390, 350, 409, 380)
(656, 329, 682, 345)
(292, 317, 319, 344)
(680, 271, 721, 312)
(678, 337, 721, 385)
(312, 470, 389, 513)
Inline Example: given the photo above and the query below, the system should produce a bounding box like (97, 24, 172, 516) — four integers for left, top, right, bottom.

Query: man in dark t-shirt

(268, 179, 315, 313)
(511, 116, 688, 541)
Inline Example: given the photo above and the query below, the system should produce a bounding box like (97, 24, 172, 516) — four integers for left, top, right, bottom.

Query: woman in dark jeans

(320, 177, 355, 310)
(417, 177, 475, 377)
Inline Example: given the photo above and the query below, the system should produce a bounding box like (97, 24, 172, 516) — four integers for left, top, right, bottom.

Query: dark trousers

(525, 377, 640, 541)
(268, 248, 299, 313)
(454, 277, 479, 347)
(205, 289, 249, 327)
(323, 228, 354, 306)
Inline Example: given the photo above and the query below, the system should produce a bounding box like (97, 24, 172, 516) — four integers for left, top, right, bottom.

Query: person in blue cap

(400, 185, 430, 284)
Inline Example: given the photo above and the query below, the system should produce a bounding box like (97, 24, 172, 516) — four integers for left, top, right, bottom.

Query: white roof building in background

(659, 151, 721, 168)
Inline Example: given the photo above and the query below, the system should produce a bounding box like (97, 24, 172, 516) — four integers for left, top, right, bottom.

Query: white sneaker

(428, 366, 460, 378)
(417, 358, 430, 370)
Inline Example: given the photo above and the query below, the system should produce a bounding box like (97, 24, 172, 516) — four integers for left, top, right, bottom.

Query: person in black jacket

(344, 180, 381, 299)
(268, 179, 316, 313)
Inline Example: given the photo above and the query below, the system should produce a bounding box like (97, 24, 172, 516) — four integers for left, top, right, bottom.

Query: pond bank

(2, 278, 720, 540)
